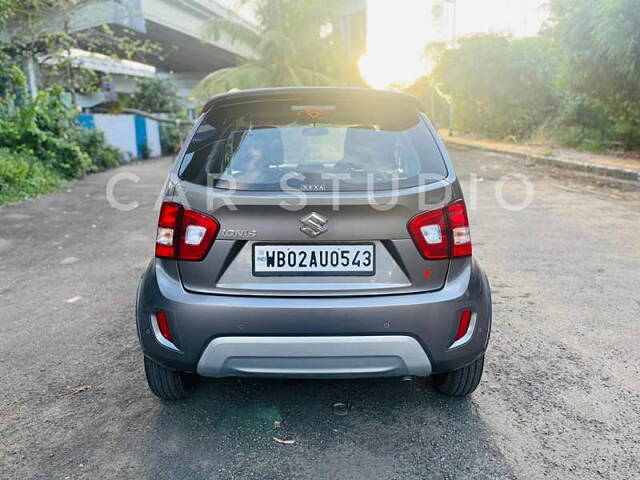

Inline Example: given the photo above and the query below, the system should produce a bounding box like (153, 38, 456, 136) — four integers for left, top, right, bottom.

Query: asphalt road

(1, 147, 639, 480)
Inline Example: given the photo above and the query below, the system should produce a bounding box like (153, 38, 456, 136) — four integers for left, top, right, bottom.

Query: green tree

(0, 0, 157, 203)
(3, 0, 161, 103)
(127, 78, 183, 114)
(547, 0, 640, 148)
(429, 34, 559, 139)
(402, 75, 449, 128)
(193, 0, 364, 101)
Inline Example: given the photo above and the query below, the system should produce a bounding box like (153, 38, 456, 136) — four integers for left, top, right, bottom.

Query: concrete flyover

(64, 0, 256, 74)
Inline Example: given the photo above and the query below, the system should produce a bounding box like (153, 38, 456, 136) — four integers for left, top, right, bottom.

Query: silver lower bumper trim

(196, 335, 432, 378)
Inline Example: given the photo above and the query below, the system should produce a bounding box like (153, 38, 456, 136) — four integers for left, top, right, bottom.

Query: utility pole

(445, 0, 457, 137)
(24, 54, 38, 100)
(450, 0, 457, 47)
(430, 0, 457, 133)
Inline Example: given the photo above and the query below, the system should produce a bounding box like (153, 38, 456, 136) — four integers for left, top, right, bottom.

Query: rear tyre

(143, 357, 193, 401)
(432, 354, 484, 397)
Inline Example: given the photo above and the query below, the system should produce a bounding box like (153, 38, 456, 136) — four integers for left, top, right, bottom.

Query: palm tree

(193, 0, 364, 101)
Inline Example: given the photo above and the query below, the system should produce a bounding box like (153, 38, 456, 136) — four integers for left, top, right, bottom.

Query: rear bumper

(197, 336, 431, 378)
(136, 258, 491, 377)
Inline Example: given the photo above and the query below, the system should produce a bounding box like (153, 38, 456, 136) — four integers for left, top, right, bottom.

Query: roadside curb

(444, 138, 640, 183)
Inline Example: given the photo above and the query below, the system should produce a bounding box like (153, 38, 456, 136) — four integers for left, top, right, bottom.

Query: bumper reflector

(455, 310, 472, 341)
(155, 311, 173, 342)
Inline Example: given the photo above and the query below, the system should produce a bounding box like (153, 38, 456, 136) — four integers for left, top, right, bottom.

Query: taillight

(447, 201, 472, 257)
(407, 200, 472, 259)
(407, 207, 449, 259)
(179, 208, 219, 260)
(155, 202, 219, 261)
(155, 202, 182, 258)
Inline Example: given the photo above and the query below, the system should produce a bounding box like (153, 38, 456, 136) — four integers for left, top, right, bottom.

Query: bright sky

(359, 0, 549, 89)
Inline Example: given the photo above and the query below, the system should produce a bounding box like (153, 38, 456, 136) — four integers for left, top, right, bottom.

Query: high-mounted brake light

(407, 200, 472, 259)
(155, 202, 219, 261)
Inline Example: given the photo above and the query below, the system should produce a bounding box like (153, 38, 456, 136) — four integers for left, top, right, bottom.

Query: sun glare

(358, 51, 427, 90)
(358, 0, 435, 89)
(359, 0, 549, 90)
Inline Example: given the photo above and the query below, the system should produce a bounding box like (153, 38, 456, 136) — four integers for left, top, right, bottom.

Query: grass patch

(0, 148, 66, 205)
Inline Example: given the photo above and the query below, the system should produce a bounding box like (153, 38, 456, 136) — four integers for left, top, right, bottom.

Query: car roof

(202, 87, 424, 113)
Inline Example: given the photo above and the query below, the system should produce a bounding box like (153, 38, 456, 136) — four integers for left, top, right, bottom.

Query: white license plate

(253, 244, 375, 276)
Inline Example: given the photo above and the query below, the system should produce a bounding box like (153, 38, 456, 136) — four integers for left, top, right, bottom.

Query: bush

(0, 87, 125, 204)
(553, 126, 605, 151)
(430, 34, 559, 140)
(0, 88, 125, 180)
(140, 142, 151, 160)
(419, 1, 640, 153)
(70, 127, 121, 172)
(0, 148, 64, 204)
(0, 89, 92, 179)
(549, 0, 640, 150)
(160, 123, 181, 155)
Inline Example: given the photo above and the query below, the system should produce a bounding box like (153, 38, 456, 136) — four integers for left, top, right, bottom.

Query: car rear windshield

(178, 98, 447, 191)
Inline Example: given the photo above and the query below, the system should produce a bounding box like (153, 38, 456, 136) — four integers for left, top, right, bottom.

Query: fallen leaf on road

(66, 296, 82, 304)
(60, 257, 79, 265)
(68, 385, 91, 394)
(273, 437, 295, 445)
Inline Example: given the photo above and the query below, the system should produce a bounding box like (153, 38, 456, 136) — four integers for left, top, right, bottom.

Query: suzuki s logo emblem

(300, 212, 328, 237)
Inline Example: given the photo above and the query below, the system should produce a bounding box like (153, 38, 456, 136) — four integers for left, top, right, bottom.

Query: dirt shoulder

(439, 129, 640, 183)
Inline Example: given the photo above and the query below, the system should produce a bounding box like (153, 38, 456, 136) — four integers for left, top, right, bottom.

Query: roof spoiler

(202, 87, 424, 114)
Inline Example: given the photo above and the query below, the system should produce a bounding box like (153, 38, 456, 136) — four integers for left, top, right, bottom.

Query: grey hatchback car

(136, 87, 491, 400)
